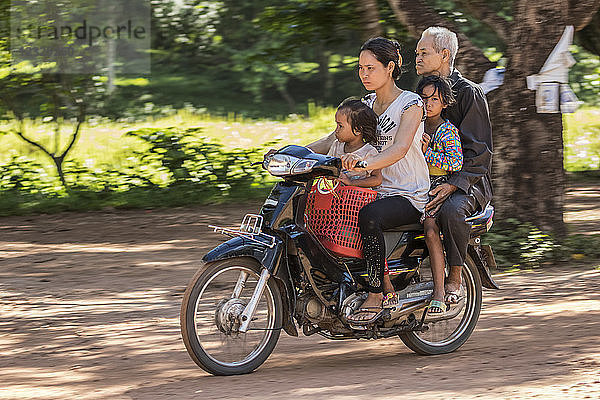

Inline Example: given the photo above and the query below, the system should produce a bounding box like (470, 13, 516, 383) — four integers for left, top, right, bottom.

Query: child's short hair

(416, 75, 456, 108)
(337, 98, 378, 145)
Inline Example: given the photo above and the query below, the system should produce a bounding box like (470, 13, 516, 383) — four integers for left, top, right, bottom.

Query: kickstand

(416, 309, 429, 332)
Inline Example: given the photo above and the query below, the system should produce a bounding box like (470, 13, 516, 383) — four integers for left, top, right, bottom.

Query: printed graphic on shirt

(362, 91, 429, 211)
(374, 114, 396, 151)
(375, 133, 393, 151)
(378, 114, 396, 134)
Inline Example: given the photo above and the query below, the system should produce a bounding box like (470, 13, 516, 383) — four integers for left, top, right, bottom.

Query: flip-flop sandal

(382, 292, 399, 308)
(427, 299, 450, 314)
(445, 285, 464, 304)
(347, 307, 385, 325)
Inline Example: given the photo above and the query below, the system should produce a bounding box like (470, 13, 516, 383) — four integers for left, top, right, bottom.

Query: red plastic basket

(304, 178, 377, 258)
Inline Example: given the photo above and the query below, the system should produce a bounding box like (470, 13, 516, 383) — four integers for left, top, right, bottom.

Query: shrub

(483, 218, 600, 268)
(0, 127, 273, 214)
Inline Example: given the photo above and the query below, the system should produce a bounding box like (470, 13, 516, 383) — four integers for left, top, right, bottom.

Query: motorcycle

(180, 145, 499, 376)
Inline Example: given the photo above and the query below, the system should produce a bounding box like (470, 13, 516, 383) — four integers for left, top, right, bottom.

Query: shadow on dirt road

(1, 193, 599, 399)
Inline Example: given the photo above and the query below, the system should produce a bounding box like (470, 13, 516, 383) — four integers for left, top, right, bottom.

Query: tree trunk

(106, 3, 117, 95)
(53, 156, 68, 189)
(356, 0, 383, 40)
(276, 83, 296, 113)
(107, 38, 116, 95)
(387, 0, 494, 81)
(488, 2, 569, 236)
(317, 44, 333, 99)
(576, 10, 600, 54)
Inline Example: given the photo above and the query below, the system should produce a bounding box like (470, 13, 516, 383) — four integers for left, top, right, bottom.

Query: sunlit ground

(0, 194, 598, 399)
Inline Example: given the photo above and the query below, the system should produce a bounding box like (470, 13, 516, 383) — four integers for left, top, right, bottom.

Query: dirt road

(1, 186, 599, 400)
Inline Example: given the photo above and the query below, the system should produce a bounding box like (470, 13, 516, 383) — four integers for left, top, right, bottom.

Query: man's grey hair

(421, 27, 459, 68)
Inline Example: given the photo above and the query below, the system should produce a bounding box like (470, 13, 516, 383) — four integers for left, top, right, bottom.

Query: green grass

(0, 105, 337, 214)
(0, 185, 272, 216)
(0, 105, 335, 171)
(2, 105, 598, 174)
(0, 105, 598, 216)
(563, 107, 600, 171)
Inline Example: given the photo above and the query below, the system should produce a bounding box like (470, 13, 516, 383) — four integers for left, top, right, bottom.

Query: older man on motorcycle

(415, 26, 493, 303)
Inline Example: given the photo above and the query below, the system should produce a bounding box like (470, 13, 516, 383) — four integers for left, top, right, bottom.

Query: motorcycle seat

(465, 203, 494, 224)
(382, 204, 494, 234)
(384, 223, 423, 233)
(466, 204, 494, 236)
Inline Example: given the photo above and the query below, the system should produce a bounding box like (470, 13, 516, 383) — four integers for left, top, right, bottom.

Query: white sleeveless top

(363, 91, 430, 212)
(327, 139, 379, 181)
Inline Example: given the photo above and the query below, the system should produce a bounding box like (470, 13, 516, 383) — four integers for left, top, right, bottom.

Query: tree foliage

(2, 0, 600, 223)
(0, 1, 108, 189)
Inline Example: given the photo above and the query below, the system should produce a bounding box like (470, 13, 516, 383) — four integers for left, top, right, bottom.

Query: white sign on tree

(526, 25, 582, 114)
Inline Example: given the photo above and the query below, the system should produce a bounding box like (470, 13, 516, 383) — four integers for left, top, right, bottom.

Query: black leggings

(358, 195, 421, 293)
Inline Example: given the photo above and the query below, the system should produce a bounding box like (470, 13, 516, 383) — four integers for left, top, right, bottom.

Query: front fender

(203, 236, 283, 273)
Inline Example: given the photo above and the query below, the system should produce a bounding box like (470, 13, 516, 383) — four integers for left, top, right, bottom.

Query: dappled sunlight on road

(0, 204, 599, 399)
(565, 184, 600, 235)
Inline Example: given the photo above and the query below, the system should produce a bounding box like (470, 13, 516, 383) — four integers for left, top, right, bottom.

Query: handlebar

(260, 152, 367, 169)
(260, 148, 368, 180)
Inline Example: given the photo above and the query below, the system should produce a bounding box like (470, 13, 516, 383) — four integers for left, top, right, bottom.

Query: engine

(296, 293, 334, 324)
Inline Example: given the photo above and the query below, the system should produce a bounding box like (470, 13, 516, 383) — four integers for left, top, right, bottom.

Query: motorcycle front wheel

(399, 254, 482, 355)
(180, 257, 282, 375)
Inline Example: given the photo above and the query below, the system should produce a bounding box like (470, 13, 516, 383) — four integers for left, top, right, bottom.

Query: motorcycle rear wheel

(399, 255, 482, 355)
(180, 257, 282, 375)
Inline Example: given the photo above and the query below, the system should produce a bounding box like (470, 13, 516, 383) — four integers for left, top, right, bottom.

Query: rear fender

(467, 243, 500, 290)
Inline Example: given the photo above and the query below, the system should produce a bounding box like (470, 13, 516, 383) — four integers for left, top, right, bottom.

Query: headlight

(266, 155, 318, 176)
(266, 154, 299, 176)
(291, 159, 317, 174)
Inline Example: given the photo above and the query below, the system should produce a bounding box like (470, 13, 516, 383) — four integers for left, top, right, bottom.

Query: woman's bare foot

(347, 292, 384, 324)
(444, 281, 461, 294)
(381, 274, 399, 307)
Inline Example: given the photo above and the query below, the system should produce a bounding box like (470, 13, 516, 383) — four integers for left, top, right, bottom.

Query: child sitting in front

(328, 99, 382, 188)
(416, 75, 463, 315)
(327, 99, 402, 303)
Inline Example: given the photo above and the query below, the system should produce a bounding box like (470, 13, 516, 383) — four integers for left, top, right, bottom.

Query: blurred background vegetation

(0, 0, 599, 266)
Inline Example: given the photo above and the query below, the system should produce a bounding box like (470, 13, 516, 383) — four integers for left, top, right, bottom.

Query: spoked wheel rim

(413, 262, 478, 347)
(193, 265, 277, 367)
